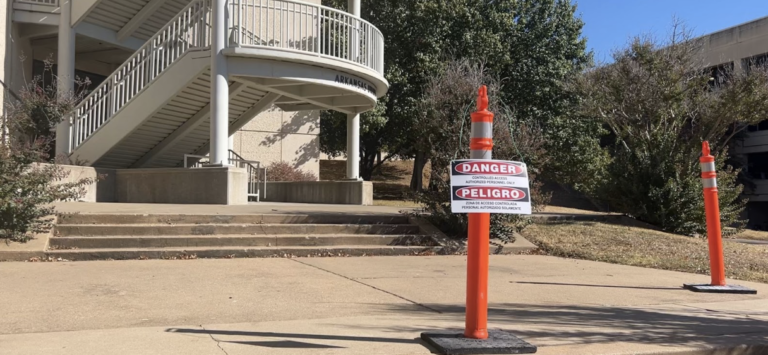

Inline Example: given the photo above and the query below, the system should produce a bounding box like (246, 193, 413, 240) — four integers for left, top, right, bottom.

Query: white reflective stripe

(700, 162, 716, 173)
(701, 178, 717, 188)
(470, 122, 493, 139)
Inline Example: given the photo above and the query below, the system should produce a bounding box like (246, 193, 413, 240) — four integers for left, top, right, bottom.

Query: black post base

(683, 283, 757, 294)
(421, 330, 537, 354)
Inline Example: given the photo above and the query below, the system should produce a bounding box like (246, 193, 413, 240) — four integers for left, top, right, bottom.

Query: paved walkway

(1, 255, 767, 354)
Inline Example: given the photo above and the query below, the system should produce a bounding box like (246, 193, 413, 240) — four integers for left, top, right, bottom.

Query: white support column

(55, 0, 76, 157)
(348, 0, 360, 17)
(210, 0, 230, 166)
(346, 113, 360, 180)
(345, 0, 361, 180)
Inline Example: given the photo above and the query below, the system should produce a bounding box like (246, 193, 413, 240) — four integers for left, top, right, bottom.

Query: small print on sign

(450, 160, 532, 214)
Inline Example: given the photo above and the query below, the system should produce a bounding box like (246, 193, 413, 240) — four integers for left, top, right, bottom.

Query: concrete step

(48, 234, 430, 249)
(57, 214, 411, 225)
(55, 223, 421, 237)
(44, 245, 434, 261)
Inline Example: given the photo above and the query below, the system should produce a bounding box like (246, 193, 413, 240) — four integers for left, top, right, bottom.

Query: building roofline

(697, 15, 768, 39)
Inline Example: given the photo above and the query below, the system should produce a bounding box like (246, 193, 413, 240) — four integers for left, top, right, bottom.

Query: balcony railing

(67, 0, 384, 153)
(15, 0, 58, 5)
(229, 0, 384, 75)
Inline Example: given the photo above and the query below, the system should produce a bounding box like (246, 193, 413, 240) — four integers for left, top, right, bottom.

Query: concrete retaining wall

(54, 165, 247, 205)
(116, 167, 248, 205)
(58, 165, 117, 202)
(264, 181, 373, 205)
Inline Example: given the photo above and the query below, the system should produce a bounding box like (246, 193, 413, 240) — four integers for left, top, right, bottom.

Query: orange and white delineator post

(464, 86, 493, 339)
(683, 143, 755, 294)
(700, 141, 726, 286)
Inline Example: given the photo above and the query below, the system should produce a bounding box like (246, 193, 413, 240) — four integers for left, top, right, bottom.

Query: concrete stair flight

(48, 214, 439, 260)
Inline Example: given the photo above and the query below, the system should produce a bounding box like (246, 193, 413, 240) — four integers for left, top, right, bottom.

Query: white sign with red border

(450, 159, 532, 214)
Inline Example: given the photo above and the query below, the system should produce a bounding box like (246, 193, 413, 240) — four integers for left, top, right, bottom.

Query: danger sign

(450, 160, 532, 214)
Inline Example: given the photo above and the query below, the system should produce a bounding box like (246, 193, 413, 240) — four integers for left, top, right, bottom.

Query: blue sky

(574, 0, 768, 63)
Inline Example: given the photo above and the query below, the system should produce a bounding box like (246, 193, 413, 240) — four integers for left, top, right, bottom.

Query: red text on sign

(456, 161, 524, 175)
(456, 186, 526, 200)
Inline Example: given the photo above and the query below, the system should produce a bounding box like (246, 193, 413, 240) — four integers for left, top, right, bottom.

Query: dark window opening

(705, 62, 733, 89)
(747, 152, 768, 179)
(743, 52, 768, 73)
(32, 60, 107, 96)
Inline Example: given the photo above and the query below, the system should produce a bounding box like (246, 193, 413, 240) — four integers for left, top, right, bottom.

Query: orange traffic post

(465, 86, 494, 340)
(683, 142, 756, 294)
(700, 142, 726, 286)
(420, 86, 537, 354)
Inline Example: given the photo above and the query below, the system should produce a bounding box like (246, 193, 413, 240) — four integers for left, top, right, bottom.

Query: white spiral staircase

(52, 0, 387, 168)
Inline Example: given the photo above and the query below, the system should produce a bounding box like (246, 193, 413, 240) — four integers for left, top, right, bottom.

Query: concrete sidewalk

(2, 255, 767, 355)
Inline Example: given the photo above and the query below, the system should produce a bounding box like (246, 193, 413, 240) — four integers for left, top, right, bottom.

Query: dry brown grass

(731, 229, 768, 241)
(541, 206, 611, 215)
(522, 222, 768, 284)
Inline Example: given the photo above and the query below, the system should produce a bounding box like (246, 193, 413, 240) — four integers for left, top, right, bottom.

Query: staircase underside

(71, 48, 387, 169)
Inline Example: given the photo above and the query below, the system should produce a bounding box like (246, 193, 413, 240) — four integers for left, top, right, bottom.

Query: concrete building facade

(697, 16, 768, 228)
(1, 0, 386, 204)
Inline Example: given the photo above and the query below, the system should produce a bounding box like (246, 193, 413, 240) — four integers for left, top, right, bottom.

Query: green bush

(0, 141, 91, 243)
(572, 25, 768, 235)
(265, 161, 317, 182)
(1, 63, 93, 243)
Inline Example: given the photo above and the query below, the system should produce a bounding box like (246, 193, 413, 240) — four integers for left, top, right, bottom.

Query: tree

(320, 0, 592, 188)
(573, 24, 768, 235)
(414, 59, 550, 242)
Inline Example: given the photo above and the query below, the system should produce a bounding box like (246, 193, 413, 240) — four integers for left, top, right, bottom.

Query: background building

(697, 16, 768, 228)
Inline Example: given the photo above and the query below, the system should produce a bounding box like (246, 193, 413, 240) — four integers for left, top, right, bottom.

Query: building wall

(697, 16, 768, 228)
(232, 107, 320, 178)
(2, 0, 36, 140)
(229, 0, 322, 178)
(699, 17, 768, 71)
(1, 0, 7, 129)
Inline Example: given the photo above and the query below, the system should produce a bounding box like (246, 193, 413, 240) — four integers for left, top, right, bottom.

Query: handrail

(228, 149, 266, 200)
(15, 0, 58, 5)
(229, 0, 384, 75)
(68, 0, 213, 151)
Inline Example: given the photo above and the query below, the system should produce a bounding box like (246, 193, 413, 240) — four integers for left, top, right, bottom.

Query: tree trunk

(360, 150, 376, 181)
(410, 150, 428, 191)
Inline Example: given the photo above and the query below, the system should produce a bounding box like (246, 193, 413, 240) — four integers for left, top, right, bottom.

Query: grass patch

(731, 229, 768, 241)
(522, 222, 768, 284)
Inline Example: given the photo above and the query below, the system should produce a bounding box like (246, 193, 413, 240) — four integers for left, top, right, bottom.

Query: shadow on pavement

(165, 328, 420, 349)
(348, 303, 768, 348)
(225, 340, 343, 349)
(513, 281, 682, 290)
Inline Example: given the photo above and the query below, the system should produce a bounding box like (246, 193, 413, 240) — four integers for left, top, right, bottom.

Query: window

(705, 62, 733, 89)
(748, 152, 768, 179)
(742, 53, 768, 73)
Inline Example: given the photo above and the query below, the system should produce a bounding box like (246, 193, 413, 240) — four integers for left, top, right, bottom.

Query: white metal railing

(15, 0, 58, 5)
(229, 0, 384, 75)
(69, 0, 212, 150)
(67, 0, 383, 153)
